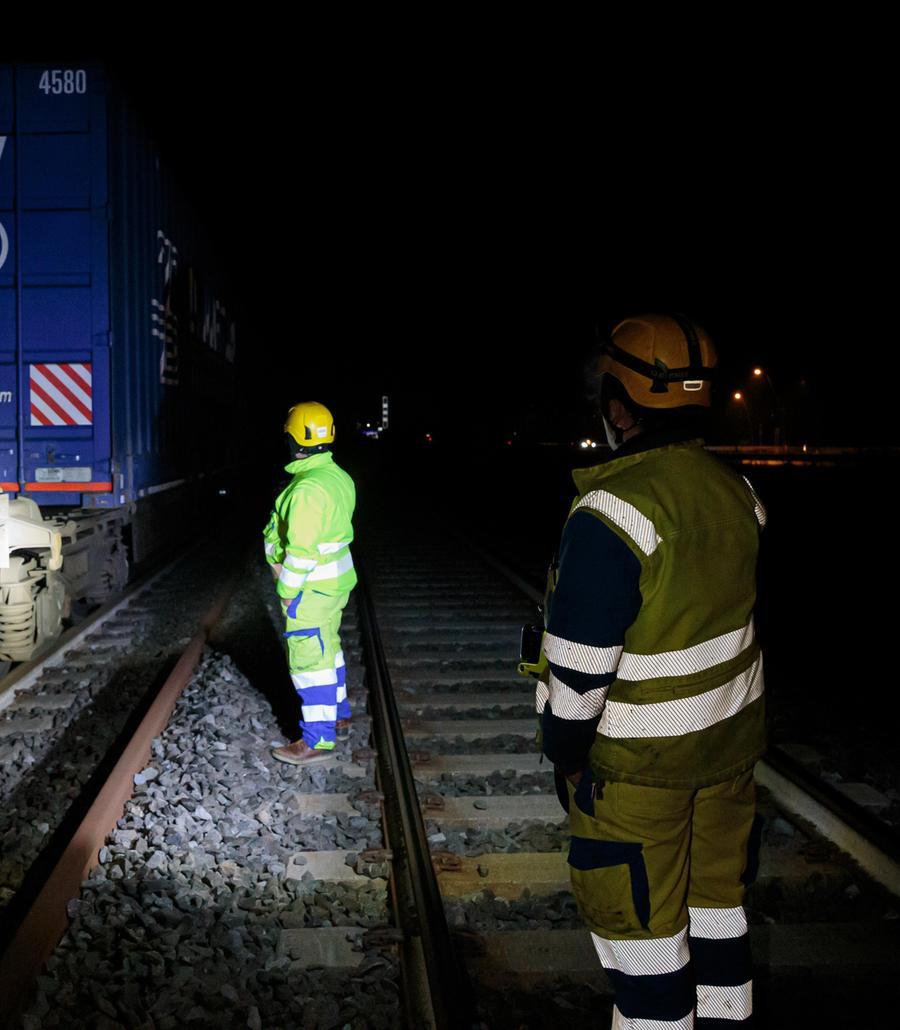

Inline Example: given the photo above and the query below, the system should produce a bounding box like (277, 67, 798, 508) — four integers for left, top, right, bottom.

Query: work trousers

(567, 767, 757, 1028)
(284, 590, 351, 749)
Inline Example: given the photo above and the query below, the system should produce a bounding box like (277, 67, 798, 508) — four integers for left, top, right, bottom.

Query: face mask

(603, 415, 621, 451)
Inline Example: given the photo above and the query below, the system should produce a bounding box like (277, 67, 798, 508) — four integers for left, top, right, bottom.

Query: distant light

(425, 433, 433, 443)
(802, 444, 808, 453)
(753, 367, 763, 377)
(218, 489, 227, 496)
(505, 439, 513, 446)
(591, 441, 597, 448)
(366, 423, 371, 428)
(733, 391, 743, 401)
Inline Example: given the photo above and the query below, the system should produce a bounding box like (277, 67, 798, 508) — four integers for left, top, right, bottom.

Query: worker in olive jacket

(539, 315, 765, 1028)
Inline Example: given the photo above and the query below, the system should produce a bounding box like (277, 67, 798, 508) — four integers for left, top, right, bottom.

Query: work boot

(335, 719, 351, 741)
(271, 739, 335, 766)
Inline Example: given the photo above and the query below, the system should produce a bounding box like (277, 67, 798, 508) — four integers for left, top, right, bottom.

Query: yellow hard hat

(598, 313, 717, 409)
(284, 401, 335, 446)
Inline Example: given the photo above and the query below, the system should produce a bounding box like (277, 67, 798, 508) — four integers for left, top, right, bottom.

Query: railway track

(2, 553, 401, 1029)
(0, 540, 246, 924)
(361, 528, 900, 1028)
(4, 531, 900, 1028)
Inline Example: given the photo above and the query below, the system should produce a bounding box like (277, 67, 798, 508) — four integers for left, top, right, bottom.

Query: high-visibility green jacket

(540, 438, 767, 789)
(263, 452, 357, 606)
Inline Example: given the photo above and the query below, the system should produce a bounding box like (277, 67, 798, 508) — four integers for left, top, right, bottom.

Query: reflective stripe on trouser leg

(285, 591, 350, 749)
(567, 774, 695, 1026)
(687, 772, 756, 1027)
(334, 651, 351, 720)
(592, 928, 694, 1029)
(689, 907, 752, 1026)
(611, 1005, 695, 1029)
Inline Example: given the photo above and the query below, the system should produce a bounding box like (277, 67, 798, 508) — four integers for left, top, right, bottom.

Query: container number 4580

(38, 70, 87, 96)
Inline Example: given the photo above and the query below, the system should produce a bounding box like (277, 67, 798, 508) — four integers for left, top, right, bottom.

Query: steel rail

(0, 557, 243, 1025)
(760, 747, 900, 895)
(354, 551, 479, 1030)
(764, 745, 900, 863)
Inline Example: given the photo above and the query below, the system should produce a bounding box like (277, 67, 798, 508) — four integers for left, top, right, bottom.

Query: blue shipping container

(0, 63, 238, 542)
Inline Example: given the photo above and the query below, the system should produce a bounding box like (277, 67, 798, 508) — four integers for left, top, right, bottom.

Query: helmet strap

(602, 416, 622, 451)
(602, 403, 642, 451)
(296, 443, 331, 457)
(286, 434, 331, 459)
(671, 312, 703, 370)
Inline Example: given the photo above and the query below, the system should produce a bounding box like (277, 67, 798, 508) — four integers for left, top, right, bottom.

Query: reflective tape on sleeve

(285, 554, 318, 571)
(317, 541, 350, 554)
(543, 632, 622, 675)
(264, 542, 276, 556)
(336, 684, 348, 703)
(574, 490, 663, 556)
(279, 566, 309, 589)
(591, 927, 689, 976)
(598, 655, 764, 739)
(306, 552, 355, 581)
(535, 681, 549, 714)
(617, 620, 755, 681)
(549, 672, 609, 720)
(743, 475, 767, 527)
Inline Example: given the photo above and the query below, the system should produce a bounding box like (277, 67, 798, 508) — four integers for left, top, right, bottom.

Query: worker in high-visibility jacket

(538, 315, 765, 1028)
(264, 401, 358, 766)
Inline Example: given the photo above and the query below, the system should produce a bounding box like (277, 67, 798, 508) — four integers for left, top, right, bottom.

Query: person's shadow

(209, 561, 302, 740)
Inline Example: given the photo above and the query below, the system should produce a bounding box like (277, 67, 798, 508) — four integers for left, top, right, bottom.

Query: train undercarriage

(0, 497, 129, 665)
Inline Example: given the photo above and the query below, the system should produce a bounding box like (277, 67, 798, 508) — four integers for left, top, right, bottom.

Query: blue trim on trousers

(284, 626, 325, 654)
(567, 836, 651, 930)
(689, 934, 752, 987)
(608, 967, 694, 1023)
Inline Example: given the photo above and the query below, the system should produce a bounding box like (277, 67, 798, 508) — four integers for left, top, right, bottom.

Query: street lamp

(750, 367, 786, 445)
(732, 391, 755, 443)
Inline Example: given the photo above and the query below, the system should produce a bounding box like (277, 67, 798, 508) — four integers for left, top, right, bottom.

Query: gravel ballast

(17, 558, 400, 1029)
(0, 547, 238, 915)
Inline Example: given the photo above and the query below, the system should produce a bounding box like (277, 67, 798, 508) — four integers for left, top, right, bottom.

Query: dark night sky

(54, 53, 890, 445)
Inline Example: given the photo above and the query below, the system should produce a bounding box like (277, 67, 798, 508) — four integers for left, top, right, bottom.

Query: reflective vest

(263, 452, 357, 607)
(572, 440, 766, 789)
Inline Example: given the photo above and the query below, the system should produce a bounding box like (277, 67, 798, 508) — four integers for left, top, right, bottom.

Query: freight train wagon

(0, 62, 241, 664)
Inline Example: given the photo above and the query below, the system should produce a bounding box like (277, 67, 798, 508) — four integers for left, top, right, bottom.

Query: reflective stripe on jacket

(566, 440, 766, 789)
(262, 452, 357, 600)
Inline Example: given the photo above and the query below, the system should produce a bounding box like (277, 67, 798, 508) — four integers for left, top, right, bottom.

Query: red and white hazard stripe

(29, 363, 93, 427)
